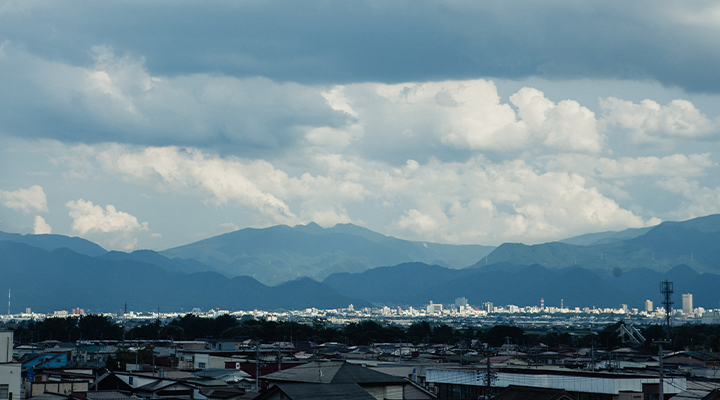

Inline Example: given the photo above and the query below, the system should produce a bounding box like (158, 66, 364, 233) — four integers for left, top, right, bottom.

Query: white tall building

(645, 300, 653, 313)
(682, 293, 693, 314)
(426, 301, 443, 314)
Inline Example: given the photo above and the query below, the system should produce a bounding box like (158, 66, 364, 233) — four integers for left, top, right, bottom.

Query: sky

(2, 1, 720, 251)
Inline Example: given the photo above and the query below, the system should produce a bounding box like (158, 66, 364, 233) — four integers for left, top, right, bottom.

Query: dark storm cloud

(2, 0, 719, 93)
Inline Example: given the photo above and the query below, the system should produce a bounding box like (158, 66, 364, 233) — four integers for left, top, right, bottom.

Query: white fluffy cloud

(601, 97, 718, 144)
(33, 215, 52, 234)
(66, 199, 148, 250)
(0, 185, 48, 213)
(544, 153, 714, 179)
(324, 81, 604, 155)
(382, 158, 650, 243)
(510, 87, 603, 153)
(80, 144, 656, 244)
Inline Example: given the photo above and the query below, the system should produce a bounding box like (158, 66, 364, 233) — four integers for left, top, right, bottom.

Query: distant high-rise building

(482, 302, 493, 313)
(455, 297, 468, 308)
(426, 301, 442, 314)
(683, 293, 693, 314)
(621, 304, 628, 313)
(645, 300, 653, 313)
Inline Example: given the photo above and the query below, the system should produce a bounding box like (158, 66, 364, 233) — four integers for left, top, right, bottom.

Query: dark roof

(262, 361, 406, 385)
(258, 383, 376, 400)
(493, 385, 574, 400)
(200, 387, 247, 399)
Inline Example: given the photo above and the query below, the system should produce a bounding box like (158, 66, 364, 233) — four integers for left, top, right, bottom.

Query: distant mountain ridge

(0, 231, 106, 256)
(323, 261, 720, 309)
(0, 240, 370, 313)
(3, 214, 720, 312)
(476, 214, 720, 274)
(160, 222, 495, 285)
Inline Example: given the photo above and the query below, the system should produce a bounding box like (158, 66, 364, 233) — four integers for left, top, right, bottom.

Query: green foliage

(108, 345, 155, 371)
(79, 315, 123, 340)
(15, 314, 122, 343)
(484, 325, 525, 347)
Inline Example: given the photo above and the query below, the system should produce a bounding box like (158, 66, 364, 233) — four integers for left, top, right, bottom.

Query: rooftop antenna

(660, 280, 673, 340)
(7, 289, 10, 316)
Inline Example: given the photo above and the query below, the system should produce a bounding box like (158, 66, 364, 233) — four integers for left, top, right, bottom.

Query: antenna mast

(660, 280, 673, 340)
(7, 289, 10, 316)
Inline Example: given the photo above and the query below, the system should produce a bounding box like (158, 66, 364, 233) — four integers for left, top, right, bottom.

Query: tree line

(9, 314, 720, 352)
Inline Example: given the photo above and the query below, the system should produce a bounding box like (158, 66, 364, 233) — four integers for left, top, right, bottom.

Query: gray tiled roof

(272, 383, 376, 400)
(263, 361, 405, 384)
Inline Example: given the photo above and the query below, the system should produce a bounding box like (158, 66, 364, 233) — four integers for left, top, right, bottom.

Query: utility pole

(255, 340, 261, 391)
(654, 340, 670, 400)
(482, 350, 496, 399)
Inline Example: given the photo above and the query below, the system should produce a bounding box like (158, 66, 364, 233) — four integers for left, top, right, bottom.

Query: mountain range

(159, 222, 494, 285)
(1, 215, 719, 311)
(480, 214, 720, 274)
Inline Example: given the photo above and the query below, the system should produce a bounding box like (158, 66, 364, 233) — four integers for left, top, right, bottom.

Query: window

(198, 363, 206, 368)
(128, 377, 134, 385)
(0, 384, 9, 399)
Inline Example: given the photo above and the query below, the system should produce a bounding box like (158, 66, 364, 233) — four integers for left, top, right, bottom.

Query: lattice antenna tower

(660, 280, 673, 340)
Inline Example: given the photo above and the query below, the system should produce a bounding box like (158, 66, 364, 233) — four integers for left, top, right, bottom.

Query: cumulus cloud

(33, 215, 52, 234)
(510, 87, 603, 153)
(601, 97, 718, 144)
(44, 142, 666, 245)
(383, 158, 651, 244)
(0, 185, 48, 213)
(544, 153, 714, 179)
(66, 199, 148, 250)
(329, 80, 604, 157)
(656, 177, 720, 221)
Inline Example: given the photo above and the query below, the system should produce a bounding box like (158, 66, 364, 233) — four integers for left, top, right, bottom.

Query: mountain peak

(294, 221, 324, 233)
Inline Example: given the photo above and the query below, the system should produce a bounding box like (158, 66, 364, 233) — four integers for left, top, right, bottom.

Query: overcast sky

(2, 0, 720, 251)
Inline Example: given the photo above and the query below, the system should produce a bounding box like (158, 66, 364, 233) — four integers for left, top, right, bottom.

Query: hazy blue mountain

(559, 227, 652, 246)
(323, 261, 720, 310)
(99, 250, 224, 275)
(0, 230, 106, 256)
(0, 241, 369, 313)
(472, 214, 720, 274)
(161, 222, 494, 285)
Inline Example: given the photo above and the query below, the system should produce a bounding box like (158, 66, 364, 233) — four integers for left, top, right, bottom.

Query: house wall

(209, 356, 238, 369)
(0, 333, 12, 364)
(403, 384, 434, 400)
(0, 363, 21, 400)
(363, 384, 402, 400)
(30, 381, 89, 397)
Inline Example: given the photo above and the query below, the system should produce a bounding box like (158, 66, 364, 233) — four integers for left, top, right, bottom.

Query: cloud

(656, 177, 720, 221)
(66, 199, 148, 250)
(0, 185, 48, 213)
(33, 215, 52, 234)
(45, 142, 663, 245)
(2, 1, 720, 93)
(544, 153, 715, 179)
(328, 80, 603, 159)
(510, 87, 603, 153)
(0, 43, 341, 154)
(601, 97, 718, 144)
(382, 158, 651, 244)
